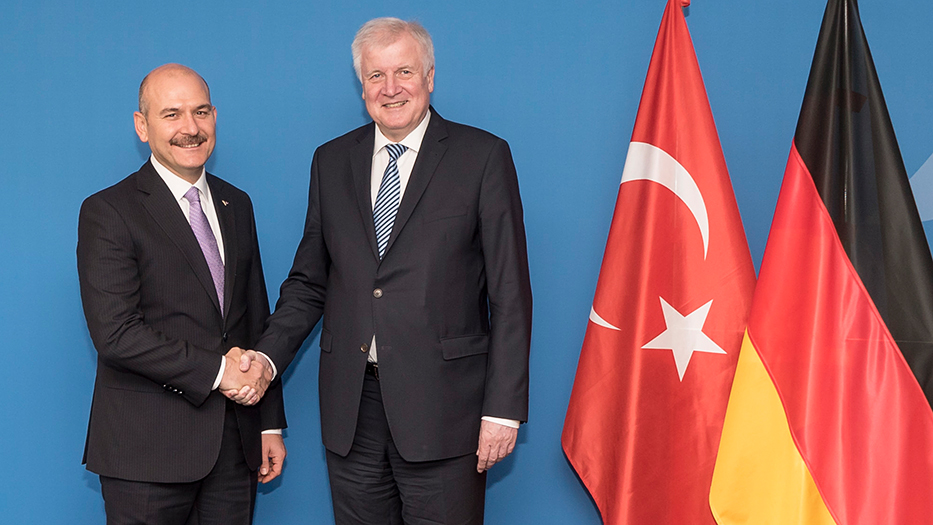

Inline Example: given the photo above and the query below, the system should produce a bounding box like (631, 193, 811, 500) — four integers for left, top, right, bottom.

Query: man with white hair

(249, 17, 532, 524)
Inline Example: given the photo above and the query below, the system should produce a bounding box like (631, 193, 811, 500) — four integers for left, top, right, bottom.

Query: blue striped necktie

(373, 143, 408, 259)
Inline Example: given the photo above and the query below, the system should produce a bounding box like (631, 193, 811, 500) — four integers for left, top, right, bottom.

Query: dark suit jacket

(256, 109, 532, 462)
(77, 161, 286, 483)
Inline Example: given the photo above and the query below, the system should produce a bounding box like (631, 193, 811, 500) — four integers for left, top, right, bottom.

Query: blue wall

(3, 1, 932, 522)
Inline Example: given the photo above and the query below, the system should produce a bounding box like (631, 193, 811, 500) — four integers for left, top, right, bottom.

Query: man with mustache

(242, 18, 532, 524)
(77, 63, 286, 524)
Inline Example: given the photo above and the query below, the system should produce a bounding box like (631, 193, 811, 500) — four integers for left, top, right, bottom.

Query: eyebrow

(158, 104, 213, 115)
(367, 65, 418, 74)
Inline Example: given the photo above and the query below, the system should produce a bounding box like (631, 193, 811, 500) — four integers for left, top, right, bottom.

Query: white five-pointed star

(641, 297, 725, 381)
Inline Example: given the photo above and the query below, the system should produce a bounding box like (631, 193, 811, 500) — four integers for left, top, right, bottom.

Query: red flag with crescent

(561, 1, 755, 523)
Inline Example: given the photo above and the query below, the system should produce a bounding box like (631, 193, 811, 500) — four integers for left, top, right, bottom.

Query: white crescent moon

(589, 306, 620, 331)
(589, 142, 711, 331)
(619, 141, 709, 259)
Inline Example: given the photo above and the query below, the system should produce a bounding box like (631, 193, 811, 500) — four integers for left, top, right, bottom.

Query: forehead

(145, 71, 211, 108)
(361, 34, 425, 70)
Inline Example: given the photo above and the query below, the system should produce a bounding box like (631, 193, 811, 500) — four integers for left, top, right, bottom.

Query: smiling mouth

(383, 101, 407, 108)
(171, 135, 207, 149)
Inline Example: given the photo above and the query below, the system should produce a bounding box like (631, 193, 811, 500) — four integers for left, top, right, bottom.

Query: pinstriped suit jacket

(77, 161, 285, 483)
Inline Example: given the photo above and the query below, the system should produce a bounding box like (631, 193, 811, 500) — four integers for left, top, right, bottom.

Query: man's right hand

(219, 347, 272, 405)
(476, 419, 518, 473)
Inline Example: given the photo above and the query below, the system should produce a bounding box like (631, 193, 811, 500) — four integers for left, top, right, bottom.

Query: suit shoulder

(81, 169, 143, 210)
(440, 118, 508, 149)
(315, 122, 373, 157)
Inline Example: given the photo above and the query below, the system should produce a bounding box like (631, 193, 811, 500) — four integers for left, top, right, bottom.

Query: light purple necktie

(184, 186, 225, 315)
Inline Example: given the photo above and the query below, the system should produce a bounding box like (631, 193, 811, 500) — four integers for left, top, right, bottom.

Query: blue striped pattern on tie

(373, 143, 408, 259)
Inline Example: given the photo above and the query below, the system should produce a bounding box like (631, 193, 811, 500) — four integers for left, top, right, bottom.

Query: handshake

(219, 347, 274, 406)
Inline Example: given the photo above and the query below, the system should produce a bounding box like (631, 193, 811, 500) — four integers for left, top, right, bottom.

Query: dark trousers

(100, 401, 256, 525)
(327, 372, 486, 525)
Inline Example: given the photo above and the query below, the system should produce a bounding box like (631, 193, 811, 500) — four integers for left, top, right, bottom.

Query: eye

(399, 69, 413, 77)
(369, 72, 383, 80)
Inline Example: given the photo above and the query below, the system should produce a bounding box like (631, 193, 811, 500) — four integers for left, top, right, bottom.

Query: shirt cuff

(262, 429, 283, 435)
(481, 416, 520, 429)
(212, 356, 225, 390)
(256, 351, 278, 381)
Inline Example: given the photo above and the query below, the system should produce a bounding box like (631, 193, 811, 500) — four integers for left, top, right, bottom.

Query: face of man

(360, 32, 434, 142)
(134, 66, 216, 183)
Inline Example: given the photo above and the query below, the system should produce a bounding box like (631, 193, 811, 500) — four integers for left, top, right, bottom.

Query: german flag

(709, 0, 933, 523)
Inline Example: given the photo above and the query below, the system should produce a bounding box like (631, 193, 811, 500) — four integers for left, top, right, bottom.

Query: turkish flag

(561, 1, 755, 523)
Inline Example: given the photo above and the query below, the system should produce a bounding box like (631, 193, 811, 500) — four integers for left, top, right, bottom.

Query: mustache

(171, 133, 208, 147)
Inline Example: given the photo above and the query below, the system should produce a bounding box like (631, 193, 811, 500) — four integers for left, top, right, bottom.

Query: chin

(382, 118, 413, 131)
(179, 149, 210, 162)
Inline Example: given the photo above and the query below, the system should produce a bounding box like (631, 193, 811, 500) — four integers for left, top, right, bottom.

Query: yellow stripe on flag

(709, 332, 837, 525)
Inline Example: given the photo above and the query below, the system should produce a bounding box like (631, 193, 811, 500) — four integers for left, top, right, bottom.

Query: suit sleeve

(77, 195, 220, 406)
(254, 149, 329, 373)
(477, 139, 533, 422)
(242, 196, 288, 431)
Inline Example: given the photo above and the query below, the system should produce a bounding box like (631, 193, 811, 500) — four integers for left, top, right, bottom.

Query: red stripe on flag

(752, 142, 933, 523)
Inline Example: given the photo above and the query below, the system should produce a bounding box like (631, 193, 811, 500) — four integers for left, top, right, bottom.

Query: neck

(171, 169, 202, 185)
(152, 155, 203, 184)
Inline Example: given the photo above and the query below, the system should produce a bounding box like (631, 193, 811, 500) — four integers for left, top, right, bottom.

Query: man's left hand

(475, 420, 518, 473)
(259, 433, 287, 484)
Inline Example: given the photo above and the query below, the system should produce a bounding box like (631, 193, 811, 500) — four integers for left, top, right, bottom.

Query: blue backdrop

(3, 1, 933, 523)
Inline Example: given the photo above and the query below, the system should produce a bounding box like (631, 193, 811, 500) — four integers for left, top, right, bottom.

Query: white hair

(351, 17, 434, 82)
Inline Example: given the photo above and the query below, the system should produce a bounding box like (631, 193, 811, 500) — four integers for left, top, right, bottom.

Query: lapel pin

(222, 200, 229, 206)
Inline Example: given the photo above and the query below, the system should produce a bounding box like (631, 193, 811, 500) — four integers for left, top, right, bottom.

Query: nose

(382, 74, 402, 97)
(179, 111, 200, 135)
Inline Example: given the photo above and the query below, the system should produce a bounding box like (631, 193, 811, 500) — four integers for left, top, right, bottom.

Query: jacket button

(222, 332, 228, 342)
(373, 288, 383, 298)
(360, 343, 369, 353)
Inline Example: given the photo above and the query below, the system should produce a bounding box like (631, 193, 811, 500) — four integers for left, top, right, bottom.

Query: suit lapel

(385, 110, 448, 256)
(350, 125, 381, 260)
(208, 174, 236, 322)
(137, 162, 224, 318)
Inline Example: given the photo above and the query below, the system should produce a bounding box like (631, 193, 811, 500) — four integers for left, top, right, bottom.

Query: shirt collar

(372, 110, 432, 157)
(150, 154, 209, 202)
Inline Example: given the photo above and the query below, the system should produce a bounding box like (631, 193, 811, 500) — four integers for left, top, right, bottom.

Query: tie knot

(184, 186, 201, 204)
(385, 143, 408, 162)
